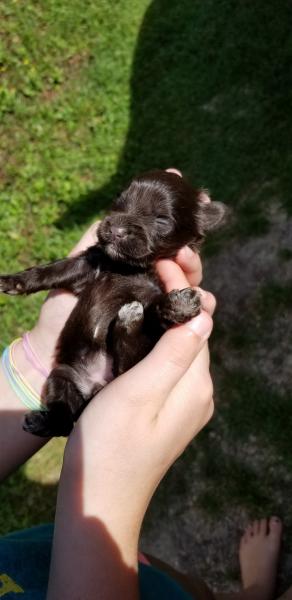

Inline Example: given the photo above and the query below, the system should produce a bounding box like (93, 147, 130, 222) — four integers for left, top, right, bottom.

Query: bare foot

(239, 517, 282, 600)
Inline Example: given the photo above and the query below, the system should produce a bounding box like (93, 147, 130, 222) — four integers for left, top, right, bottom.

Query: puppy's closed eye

(155, 215, 173, 235)
(156, 215, 170, 225)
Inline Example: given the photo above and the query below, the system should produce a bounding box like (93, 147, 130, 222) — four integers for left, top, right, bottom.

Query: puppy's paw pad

(162, 287, 201, 324)
(178, 287, 201, 310)
(118, 301, 144, 327)
(0, 276, 24, 295)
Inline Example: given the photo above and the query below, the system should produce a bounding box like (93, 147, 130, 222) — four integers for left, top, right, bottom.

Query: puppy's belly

(76, 351, 114, 398)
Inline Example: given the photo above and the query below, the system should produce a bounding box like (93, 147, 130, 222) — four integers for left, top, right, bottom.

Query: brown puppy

(0, 170, 226, 436)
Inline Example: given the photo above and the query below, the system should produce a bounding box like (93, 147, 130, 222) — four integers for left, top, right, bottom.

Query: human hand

(28, 223, 101, 372)
(29, 167, 207, 372)
(27, 224, 205, 386)
(64, 267, 215, 536)
(48, 218, 215, 599)
(49, 289, 214, 596)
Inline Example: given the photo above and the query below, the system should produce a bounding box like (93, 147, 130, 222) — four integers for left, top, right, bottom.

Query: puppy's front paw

(159, 287, 201, 326)
(0, 275, 24, 295)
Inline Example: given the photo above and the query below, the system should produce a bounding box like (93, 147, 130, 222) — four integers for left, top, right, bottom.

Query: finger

(165, 167, 182, 177)
(114, 310, 213, 406)
(156, 249, 203, 290)
(156, 259, 189, 292)
(198, 190, 211, 204)
(196, 288, 216, 316)
(69, 221, 100, 257)
(158, 344, 214, 445)
(175, 247, 203, 287)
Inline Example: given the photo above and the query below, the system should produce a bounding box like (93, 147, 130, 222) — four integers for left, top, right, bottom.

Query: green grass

(1, 2, 292, 584)
(0, 0, 151, 532)
(0, 0, 148, 344)
(0, 439, 65, 535)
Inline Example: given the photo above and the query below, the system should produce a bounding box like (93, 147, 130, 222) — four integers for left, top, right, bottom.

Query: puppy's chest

(78, 273, 161, 395)
(87, 271, 161, 320)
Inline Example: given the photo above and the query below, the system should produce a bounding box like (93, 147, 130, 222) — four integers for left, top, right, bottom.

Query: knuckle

(209, 292, 216, 310)
(197, 289, 216, 315)
(90, 220, 100, 235)
(201, 378, 214, 407)
(206, 396, 215, 420)
(167, 347, 189, 371)
(201, 397, 214, 427)
(195, 262, 203, 284)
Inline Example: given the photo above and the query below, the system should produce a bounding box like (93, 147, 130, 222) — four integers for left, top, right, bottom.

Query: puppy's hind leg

(23, 365, 85, 437)
(110, 301, 152, 375)
(116, 301, 144, 335)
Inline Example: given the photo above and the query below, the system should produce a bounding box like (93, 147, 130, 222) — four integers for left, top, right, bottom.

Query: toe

(239, 529, 248, 549)
(245, 523, 255, 538)
(240, 521, 254, 547)
(259, 518, 268, 536)
(252, 520, 260, 535)
(269, 516, 283, 540)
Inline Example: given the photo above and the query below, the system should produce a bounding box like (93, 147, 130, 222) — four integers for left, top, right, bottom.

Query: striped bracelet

(2, 339, 47, 412)
(22, 332, 50, 378)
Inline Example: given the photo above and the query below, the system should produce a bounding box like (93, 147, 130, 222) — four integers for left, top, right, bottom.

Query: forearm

(0, 337, 50, 481)
(47, 430, 144, 600)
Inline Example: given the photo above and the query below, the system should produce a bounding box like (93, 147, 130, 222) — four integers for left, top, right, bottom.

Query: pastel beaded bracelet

(2, 339, 47, 412)
(22, 332, 50, 379)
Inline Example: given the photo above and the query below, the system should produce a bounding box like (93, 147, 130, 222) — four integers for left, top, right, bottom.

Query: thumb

(128, 310, 213, 398)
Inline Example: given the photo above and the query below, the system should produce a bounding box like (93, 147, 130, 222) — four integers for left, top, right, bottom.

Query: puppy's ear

(196, 191, 227, 233)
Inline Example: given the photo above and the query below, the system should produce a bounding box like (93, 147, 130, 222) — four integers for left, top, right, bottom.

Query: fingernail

(187, 312, 212, 339)
(195, 286, 207, 299)
(166, 167, 182, 177)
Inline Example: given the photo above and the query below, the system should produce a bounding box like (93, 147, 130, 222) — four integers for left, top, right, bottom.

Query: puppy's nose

(110, 226, 127, 240)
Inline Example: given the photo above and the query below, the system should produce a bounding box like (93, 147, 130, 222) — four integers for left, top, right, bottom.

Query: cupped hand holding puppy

(47, 248, 215, 600)
(27, 221, 213, 388)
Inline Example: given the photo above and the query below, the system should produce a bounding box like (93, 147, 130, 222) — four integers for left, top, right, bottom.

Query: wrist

(12, 336, 48, 399)
(60, 445, 141, 570)
(28, 326, 56, 374)
(64, 434, 147, 560)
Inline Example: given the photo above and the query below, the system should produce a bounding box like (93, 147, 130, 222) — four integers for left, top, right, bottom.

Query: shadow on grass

(145, 366, 292, 526)
(0, 469, 58, 536)
(53, 2, 292, 579)
(57, 0, 292, 232)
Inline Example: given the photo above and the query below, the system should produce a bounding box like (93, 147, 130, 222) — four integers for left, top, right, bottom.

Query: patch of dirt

(141, 208, 292, 596)
(205, 206, 292, 393)
(65, 50, 90, 70)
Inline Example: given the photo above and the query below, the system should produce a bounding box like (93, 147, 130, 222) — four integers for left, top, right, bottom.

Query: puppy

(0, 170, 226, 436)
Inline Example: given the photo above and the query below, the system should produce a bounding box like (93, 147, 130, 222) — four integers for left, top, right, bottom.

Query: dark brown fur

(0, 170, 226, 436)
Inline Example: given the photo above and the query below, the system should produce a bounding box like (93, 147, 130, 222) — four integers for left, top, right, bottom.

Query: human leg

(143, 553, 215, 599)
